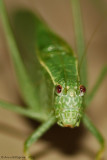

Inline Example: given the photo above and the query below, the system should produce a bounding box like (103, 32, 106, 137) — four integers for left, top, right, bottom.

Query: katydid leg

(24, 114, 56, 160)
(85, 65, 107, 107)
(0, 100, 47, 122)
(83, 114, 105, 160)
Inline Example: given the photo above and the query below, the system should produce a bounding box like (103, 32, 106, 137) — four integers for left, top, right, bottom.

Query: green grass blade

(89, 0, 107, 16)
(0, 100, 47, 122)
(0, 0, 39, 110)
(70, 0, 87, 87)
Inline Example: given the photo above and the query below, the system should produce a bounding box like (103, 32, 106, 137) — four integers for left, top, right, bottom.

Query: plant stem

(70, 0, 87, 87)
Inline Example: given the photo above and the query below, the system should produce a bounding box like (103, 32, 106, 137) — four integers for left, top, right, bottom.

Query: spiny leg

(83, 114, 105, 160)
(24, 113, 56, 160)
(0, 100, 47, 122)
(85, 65, 107, 107)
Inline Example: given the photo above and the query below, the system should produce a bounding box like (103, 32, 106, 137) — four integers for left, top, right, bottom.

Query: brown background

(0, 0, 107, 160)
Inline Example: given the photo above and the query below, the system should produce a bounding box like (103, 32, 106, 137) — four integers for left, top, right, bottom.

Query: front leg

(83, 114, 105, 160)
(85, 65, 107, 107)
(24, 113, 56, 160)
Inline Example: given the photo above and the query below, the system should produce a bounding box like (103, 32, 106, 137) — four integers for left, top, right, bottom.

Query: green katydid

(0, 0, 107, 160)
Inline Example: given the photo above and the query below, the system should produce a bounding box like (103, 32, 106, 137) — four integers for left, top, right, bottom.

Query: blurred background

(0, 0, 107, 160)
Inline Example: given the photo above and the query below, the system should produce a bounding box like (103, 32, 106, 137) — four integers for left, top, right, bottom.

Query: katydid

(0, 0, 107, 160)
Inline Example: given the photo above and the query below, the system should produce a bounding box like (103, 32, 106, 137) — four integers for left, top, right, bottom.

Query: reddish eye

(80, 85, 86, 93)
(56, 85, 62, 93)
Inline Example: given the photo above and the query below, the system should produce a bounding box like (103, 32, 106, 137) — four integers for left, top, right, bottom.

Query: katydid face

(54, 83, 86, 128)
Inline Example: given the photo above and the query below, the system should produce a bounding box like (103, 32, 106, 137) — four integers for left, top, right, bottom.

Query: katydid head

(54, 83, 86, 128)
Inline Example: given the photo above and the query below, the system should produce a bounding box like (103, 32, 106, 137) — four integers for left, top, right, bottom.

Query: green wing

(12, 10, 54, 113)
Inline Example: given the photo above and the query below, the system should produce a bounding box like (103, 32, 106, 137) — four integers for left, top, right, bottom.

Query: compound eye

(56, 85, 62, 94)
(79, 85, 86, 95)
